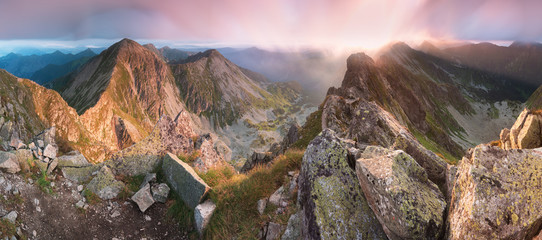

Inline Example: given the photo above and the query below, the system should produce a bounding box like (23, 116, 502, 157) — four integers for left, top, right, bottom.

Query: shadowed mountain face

(422, 41, 542, 87)
(171, 49, 303, 128)
(323, 42, 536, 161)
(0, 49, 96, 79)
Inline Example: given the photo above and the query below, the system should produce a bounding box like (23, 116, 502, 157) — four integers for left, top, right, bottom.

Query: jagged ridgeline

(0, 38, 302, 162)
(320, 42, 536, 162)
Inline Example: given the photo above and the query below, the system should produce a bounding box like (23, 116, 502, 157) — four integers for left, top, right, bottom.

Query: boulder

(509, 109, 530, 149)
(297, 129, 387, 239)
(162, 152, 211, 209)
(86, 166, 125, 200)
(448, 145, 542, 240)
(257, 198, 267, 215)
(356, 146, 446, 239)
(47, 158, 58, 175)
(57, 151, 91, 168)
(194, 199, 216, 234)
(43, 144, 58, 159)
(240, 151, 274, 173)
(14, 149, 33, 169)
(61, 165, 101, 183)
(499, 128, 511, 150)
(214, 139, 232, 162)
(151, 183, 170, 203)
(9, 137, 20, 150)
(139, 173, 157, 189)
(265, 222, 284, 240)
(132, 183, 155, 212)
(282, 211, 302, 240)
(28, 142, 36, 151)
(517, 114, 542, 149)
(2, 211, 17, 224)
(33, 126, 56, 148)
(269, 186, 287, 206)
(0, 151, 20, 173)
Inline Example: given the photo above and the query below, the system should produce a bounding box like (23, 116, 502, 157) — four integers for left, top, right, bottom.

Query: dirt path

(1, 172, 188, 240)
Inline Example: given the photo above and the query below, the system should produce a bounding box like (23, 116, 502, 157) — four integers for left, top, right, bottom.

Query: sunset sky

(0, 0, 540, 50)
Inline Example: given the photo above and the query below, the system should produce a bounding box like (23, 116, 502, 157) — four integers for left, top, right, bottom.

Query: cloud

(0, 0, 540, 47)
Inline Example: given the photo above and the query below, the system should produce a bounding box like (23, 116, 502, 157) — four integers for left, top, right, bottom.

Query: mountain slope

(31, 49, 96, 85)
(171, 49, 302, 128)
(0, 49, 96, 79)
(323, 42, 534, 161)
(0, 69, 104, 161)
(52, 38, 189, 153)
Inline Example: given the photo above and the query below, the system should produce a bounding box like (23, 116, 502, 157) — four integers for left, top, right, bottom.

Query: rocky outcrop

(193, 134, 227, 173)
(356, 146, 446, 239)
(323, 98, 449, 191)
(107, 115, 194, 176)
(448, 145, 542, 239)
(297, 129, 387, 239)
(57, 151, 91, 168)
(501, 109, 542, 149)
(240, 151, 274, 173)
(113, 116, 137, 150)
(162, 153, 210, 209)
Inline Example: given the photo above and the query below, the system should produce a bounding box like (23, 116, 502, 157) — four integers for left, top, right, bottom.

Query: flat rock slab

(195, 199, 216, 234)
(356, 146, 446, 240)
(132, 183, 155, 212)
(57, 151, 91, 168)
(62, 165, 101, 183)
(162, 152, 210, 209)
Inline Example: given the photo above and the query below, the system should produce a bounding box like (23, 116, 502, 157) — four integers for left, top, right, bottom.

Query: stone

(240, 151, 274, 173)
(0, 151, 20, 173)
(265, 222, 284, 240)
(510, 108, 529, 149)
(282, 212, 302, 240)
(499, 128, 511, 150)
(9, 137, 20, 150)
(214, 139, 232, 162)
(77, 185, 84, 192)
(2, 211, 17, 224)
(356, 146, 446, 239)
(517, 114, 542, 149)
(132, 183, 155, 212)
(193, 135, 227, 173)
(43, 144, 58, 159)
(448, 145, 542, 240)
(75, 200, 85, 208)
(28, 142, 36, 150)
(37, 140, 44, 149)
(162, 152, 211, 209)
(269, 186, 286, 206)
(139, 173, 157, 189)
(33, 127, 56, 148)
(297, 129, 387, 239)
(47, 158, 58, 175)
(151, 183, 170, 203)
(57, 151, 91, 168)
(194, 199, 216, 234)
(111, 211, 120, 218)
(62, 165, 101, 183)
(257, 198, 267, 215)
(86, 166, 125, 200)
(14, 149, 32, 168)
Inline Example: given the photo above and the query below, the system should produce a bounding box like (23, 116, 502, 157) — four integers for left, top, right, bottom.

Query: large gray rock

(57, 151, 91, 168)
(282, 211, 302, 240)
(151, 183, 170, 203)
(356, 146, 446, 239)
(42, 144, 58, 159)
(194, 199, 216, 234)
(0, 151, 20, 173)
(162, 152, 210, 209)
(47, 157, 58, 175)
(132, 183, 155, 212)
(87, 166, 125, 200)
(2, 211, 17, 224)
(297, 129, 387, 239)
(448, 145, 542, 240)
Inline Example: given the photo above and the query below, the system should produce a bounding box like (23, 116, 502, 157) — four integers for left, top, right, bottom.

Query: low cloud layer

(0, 0, 540, 48)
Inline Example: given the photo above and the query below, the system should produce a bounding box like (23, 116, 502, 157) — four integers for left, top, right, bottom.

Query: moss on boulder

(297, 129, 387, 239)
(356, 146, 446, 239)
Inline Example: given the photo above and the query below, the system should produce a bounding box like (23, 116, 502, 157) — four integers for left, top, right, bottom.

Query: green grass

(167, 194, 199, 238)
(36, 170, 54, 194)
(412, 130, 460, 164)
(82, 189, 101, 205)
(0, 219, 16, 239)
(292, 109, 322, 149)
(178, 151, 201, 164)
(202, 149, 304, 239)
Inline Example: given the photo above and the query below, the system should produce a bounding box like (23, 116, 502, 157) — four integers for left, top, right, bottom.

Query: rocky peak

(345, 52, 375, 73)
